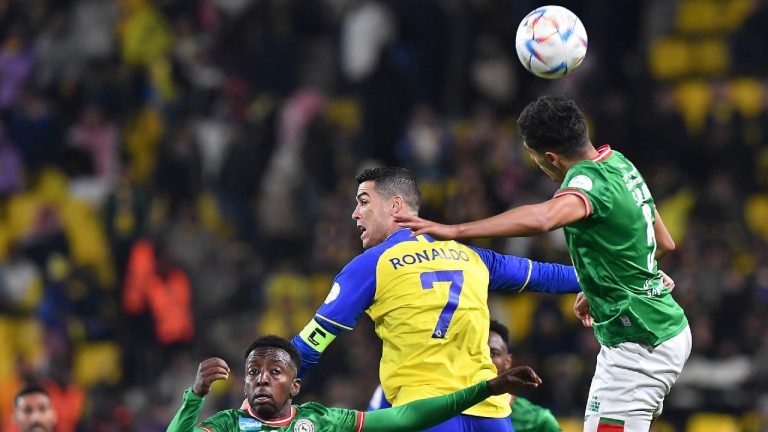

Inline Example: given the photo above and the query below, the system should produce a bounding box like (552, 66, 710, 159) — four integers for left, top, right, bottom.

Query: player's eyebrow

(356, 192, 370, 201)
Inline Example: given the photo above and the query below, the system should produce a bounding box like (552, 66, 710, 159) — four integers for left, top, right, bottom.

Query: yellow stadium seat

(728, 78, 764, 118)
(686, 412, 740, 432)
(740, 410, 762, 432)
(745, 193, 768, 240)
(656, 187, 697, 244)
(499, 295, 539, 343)
(559, 293, 580, 324)
(325, 98, 360, 133)
(650, 38, 690, 80)
(73, 342, 122, 387)
(676, 0, 720, 34)
(693, 38, 729, 75)
(722, 0, 758, 30)
(558, 417, 583, 432)
(674, 80, 713, 134)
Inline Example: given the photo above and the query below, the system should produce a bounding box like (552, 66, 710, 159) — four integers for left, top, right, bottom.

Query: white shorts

(583, 325, 692, 432)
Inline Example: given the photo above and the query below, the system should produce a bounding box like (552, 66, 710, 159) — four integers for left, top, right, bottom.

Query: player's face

(245, 347, 301, 420)
(352, 181, 397, 249)
(14, 393, 56, 432)
(488, 331, 513, 375)
(523, 142, 565, 182)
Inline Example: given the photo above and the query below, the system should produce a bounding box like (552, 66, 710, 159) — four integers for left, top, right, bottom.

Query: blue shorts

(423, 414, 514, 432)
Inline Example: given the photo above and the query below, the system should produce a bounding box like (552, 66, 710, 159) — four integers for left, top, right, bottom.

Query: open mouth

(357, 225, 366, 239)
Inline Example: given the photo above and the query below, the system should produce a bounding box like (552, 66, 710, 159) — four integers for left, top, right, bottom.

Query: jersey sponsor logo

(568, 175, 593, 191)
(388, 248, 470, 270)
(587, 395, 601, 412)
(238, 416, 262, 430)
(620, 315, 632, 327)
(293, 419, 315, 432)
(324, 282, 341, 304)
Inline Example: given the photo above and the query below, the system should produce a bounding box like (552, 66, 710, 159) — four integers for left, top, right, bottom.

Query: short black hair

(245, 335, 302, 372)
(489, 320, 510, 347)
(15, 383, 49, 406)
(517, 95, 589, 158)
(356, 167, 422, 212)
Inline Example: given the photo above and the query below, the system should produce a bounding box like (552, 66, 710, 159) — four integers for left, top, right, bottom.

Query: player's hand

(660, 270, 675, 292)
(487, 366, 542, 394)
(574, 292, 593, 328)
(193, 357, 230, 397)
(393, 214, 459, 239)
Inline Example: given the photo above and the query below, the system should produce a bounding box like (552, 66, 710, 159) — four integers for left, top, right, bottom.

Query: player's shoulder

(296, 402, 355, 418)
(346, 229, 421, 268)
(198, 409, 241, 429)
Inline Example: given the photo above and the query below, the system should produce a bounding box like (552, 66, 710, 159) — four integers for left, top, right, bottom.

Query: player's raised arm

(361, 366, 541, 432)
(167, 358, 230, 432)
(395, 194, 587, 240)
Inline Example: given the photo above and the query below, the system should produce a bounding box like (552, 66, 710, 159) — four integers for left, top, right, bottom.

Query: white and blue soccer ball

(515, 5, 588, 79)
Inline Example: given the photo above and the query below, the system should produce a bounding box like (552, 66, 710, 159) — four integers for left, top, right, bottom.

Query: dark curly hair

(245, 335, 302, 373)
(517, 95, 589, 158)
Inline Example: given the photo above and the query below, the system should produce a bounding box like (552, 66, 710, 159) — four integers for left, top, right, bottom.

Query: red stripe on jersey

(597, 423, 624, 432)
(355, 411, 366, 432)
(592, 145, 613, 161)
(199, 427, 214, 432)
(553, 189, 592, 218)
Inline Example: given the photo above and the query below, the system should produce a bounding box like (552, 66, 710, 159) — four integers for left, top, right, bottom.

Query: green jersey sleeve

(510, 395, 561, 432)
(362, 382, 490, 432)
(166, 387, 238, 432)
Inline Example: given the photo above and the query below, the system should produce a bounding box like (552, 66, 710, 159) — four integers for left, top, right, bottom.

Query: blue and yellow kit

(293, 229, 580, 418)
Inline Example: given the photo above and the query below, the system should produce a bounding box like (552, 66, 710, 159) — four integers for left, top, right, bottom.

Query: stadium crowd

(0, 0, 767, 430)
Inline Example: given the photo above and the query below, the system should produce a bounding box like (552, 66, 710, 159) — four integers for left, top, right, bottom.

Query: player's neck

(562, 144, 599, 171)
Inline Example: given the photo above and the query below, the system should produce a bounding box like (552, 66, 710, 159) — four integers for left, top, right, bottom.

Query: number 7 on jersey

(420, 270, 464, 339)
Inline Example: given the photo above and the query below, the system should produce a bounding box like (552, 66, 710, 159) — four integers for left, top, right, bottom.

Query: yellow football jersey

(297, 228, 581, 418)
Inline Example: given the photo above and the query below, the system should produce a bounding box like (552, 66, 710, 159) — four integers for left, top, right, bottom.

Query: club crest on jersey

(568, 175, 593, 191)
(324, 283, 341, 304)
(238, 416, 262, 430)
(293, 419, 315, 432)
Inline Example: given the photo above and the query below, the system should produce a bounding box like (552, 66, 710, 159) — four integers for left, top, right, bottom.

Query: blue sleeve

(470, 246, 581, 294)
(292, 251, 378, 378)
(315, 251, 378, 329)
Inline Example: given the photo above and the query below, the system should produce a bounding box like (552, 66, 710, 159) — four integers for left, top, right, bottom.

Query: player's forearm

(362, 382, 489, 432)
(292, 318, 340, 378)
(455, 204, 559, 239)
(653, 208, 675, 260)
(166, 388, 205, 432)
(527, 262, 581, 294)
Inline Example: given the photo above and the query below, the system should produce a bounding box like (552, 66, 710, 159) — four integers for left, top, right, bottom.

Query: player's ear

(391, 195, 406, 214)
(545, 151, 560, 167)
(290, 378, 302, 397)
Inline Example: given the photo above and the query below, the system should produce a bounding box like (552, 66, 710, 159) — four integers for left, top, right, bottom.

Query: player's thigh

(584, 412, 651, 432)
(582, 348, 665, 431)
(583, 330, 691, 432)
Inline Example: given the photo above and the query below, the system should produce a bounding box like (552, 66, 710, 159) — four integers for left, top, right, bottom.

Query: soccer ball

(515, 5, 588, 79)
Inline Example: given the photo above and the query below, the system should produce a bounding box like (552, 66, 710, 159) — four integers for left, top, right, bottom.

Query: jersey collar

(240, 399, 297, 426)
(591, 145, 613, 162)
